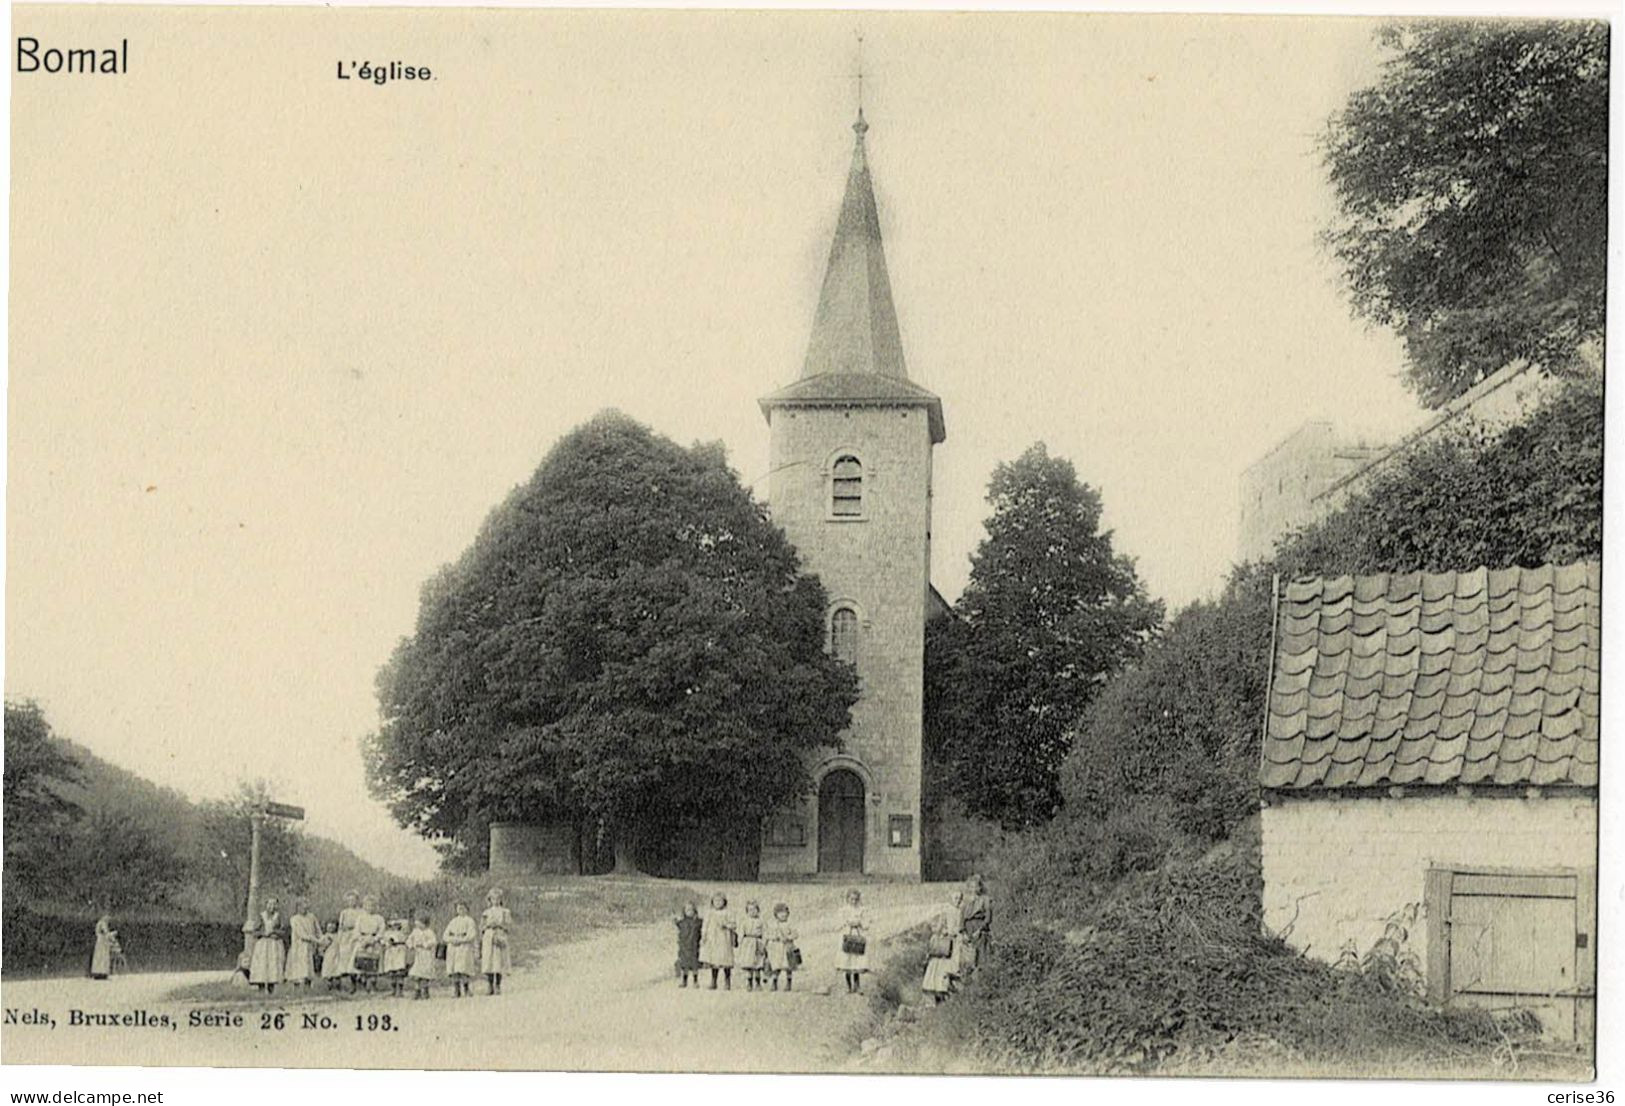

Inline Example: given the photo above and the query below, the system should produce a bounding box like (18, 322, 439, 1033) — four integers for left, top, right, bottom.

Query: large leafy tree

(196, 780, 310, 913)
(366, 412, 857, 870)
(1322, 20, 1607, 407)
(2, 701, 84, 896)
(49, 810, 193, 913)
(926, 444, 1162, 829)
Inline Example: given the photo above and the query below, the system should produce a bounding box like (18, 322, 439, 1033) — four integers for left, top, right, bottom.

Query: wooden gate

(1426, 867, 1596, 1043)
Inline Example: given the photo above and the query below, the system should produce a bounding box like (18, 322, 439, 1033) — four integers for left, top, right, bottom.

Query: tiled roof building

(1262, 563, 1600, 790)
(1259, 563, 1598, 1046)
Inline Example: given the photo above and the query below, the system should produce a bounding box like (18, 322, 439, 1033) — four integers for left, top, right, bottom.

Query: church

(488, 106, 947, 881)
(755, 107, 946, 880)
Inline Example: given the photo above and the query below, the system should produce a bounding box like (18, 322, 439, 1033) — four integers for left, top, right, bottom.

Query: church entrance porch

(817, 768, 866, 873)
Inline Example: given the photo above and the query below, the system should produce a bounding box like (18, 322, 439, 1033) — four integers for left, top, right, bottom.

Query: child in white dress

(351, 894, 387, 993)
(837, 888, 869, 994)
(921, 890, 964, 1002)
(480, 888, 513, 995)
(335, 890, 362, 991)
(766, 903, 800, 992)
(699, 892, 737, 991)
(443, 901, 479, 997)
(381, 918, 411, 997)
(319, 919, 344, 989)
(247, 896, 287, 993)
(736, 900, 768, 991)
(407, 910, 439, 999)
(285, 898, 319, 989)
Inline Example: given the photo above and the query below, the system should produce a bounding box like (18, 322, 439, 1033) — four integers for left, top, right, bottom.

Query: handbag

(353, 946, 381, 974)
(928, 933, 954, 958)
(788, 946, 803, 970)
(434, 942, 448, 961)
(841, 933, 867, 956)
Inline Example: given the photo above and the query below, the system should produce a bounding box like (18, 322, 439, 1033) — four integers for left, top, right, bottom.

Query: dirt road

(2, 881, 943, 1072)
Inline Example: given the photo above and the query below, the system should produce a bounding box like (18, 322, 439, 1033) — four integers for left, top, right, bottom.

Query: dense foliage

(196, 781, 311, 914)
(2, 702, 400, 928)
(2, 702, 84, 897)
(1322, 21, 1607, 407)
(929, 378, 1604, 1069)
(366, 411, 857, 868)
(1056, 377, 1602, 860)
(917, 832, 1527, 1075)
(925, 444, 1162, 829)
(1279, 376, 1604, 575)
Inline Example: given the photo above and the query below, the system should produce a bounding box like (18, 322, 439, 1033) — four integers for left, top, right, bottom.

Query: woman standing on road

(88, 914, 118, 980)
(480, 887, 513, 995)
(836, 888, 869, 994)
(699, 891, 737, 990)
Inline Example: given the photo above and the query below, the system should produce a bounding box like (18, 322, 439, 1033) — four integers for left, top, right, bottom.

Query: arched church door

(817, 768, 866, 873)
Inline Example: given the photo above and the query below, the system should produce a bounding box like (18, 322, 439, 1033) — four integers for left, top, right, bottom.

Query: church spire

(800, 107, 907, 380)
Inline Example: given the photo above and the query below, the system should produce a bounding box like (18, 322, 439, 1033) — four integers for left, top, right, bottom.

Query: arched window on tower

(829, 606, 860, 666)
(831, 455, 863, 517)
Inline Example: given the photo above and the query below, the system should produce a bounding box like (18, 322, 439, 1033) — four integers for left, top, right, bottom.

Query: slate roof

(801, 111, 907, 382)
(760, 111, 946, 446)
(1262, 563, 1600, 790)
(758, 373, 945, 443)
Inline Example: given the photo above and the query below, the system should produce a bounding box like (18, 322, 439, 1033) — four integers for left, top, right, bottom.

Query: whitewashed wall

(1261, 792, 1597, 973)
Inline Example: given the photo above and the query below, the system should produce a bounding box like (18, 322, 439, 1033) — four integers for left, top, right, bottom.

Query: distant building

(1259, 563, 1598, 1044)
(1237, 422, 1385, 564)
(1237, 360, 1563, 564)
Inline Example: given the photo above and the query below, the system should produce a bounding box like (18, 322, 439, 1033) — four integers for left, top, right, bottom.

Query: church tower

(758, 109, 945, 879)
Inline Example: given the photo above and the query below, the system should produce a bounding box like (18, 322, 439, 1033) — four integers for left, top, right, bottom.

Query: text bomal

(16, 36, 128, 74)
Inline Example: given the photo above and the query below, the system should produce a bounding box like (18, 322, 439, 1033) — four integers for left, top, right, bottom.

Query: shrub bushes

(978, 799, 1200, 927)
(921, 830, 1522, 1074)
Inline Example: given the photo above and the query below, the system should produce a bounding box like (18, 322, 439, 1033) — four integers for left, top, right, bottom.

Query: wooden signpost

(241, 800, 306, 962)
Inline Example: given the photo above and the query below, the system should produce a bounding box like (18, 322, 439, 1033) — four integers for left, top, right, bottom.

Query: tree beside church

(365, 413, 857, 874)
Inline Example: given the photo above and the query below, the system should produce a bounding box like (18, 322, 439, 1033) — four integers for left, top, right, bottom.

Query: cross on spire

(853, 29, 868, 132)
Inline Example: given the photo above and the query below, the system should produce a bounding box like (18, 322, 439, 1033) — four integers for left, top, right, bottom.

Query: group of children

(674, 887, 876, 994)
(238, 886, 514, 999)
(96, 875, 992, 1004)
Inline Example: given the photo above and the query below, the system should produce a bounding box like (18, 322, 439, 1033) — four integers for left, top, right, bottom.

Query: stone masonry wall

(759, 402, 933, 878)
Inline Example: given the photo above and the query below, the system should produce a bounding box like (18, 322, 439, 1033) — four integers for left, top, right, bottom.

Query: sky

(7, 9, 1432, 878)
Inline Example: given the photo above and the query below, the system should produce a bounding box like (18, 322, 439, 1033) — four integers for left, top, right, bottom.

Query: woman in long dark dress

(960, 875, 992, 972)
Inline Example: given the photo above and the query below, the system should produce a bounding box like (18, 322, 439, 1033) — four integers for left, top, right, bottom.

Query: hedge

(2, 902, 242, 977)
